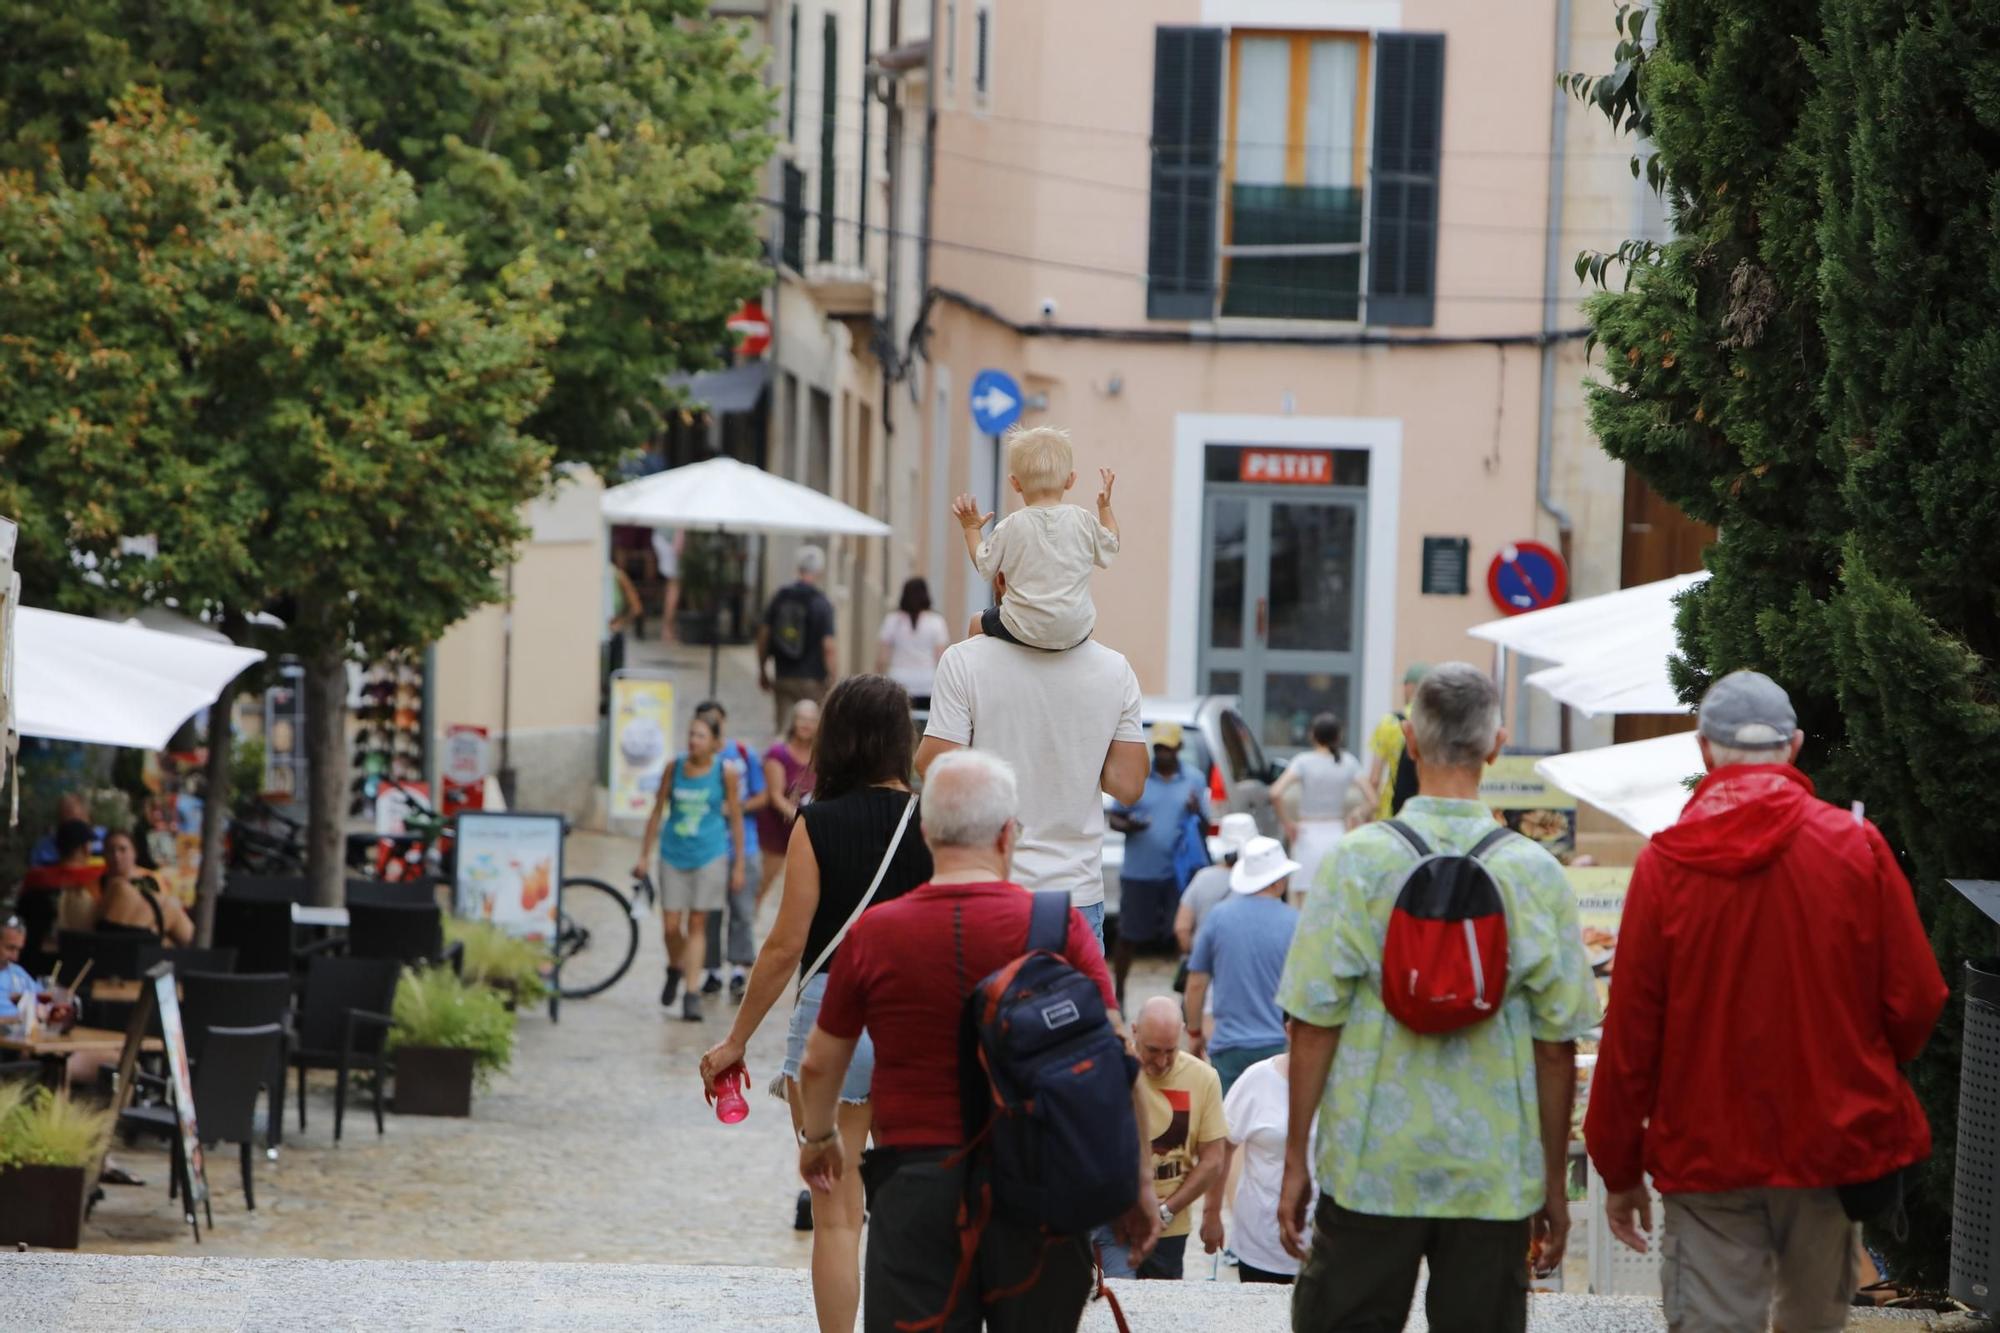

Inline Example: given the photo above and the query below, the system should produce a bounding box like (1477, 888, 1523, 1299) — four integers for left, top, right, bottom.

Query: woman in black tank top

(698, 674, 931, 1333)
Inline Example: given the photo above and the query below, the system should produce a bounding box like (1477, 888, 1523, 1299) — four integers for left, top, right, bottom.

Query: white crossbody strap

(795, 792, 918, 999)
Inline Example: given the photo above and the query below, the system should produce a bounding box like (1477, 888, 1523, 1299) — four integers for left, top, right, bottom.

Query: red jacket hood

(1649, 764, 1817, 875)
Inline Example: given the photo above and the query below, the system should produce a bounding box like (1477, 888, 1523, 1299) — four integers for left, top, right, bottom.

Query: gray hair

(1706, 738, 1793, 768)
(796, 544, 826, 576)
(1409, 662, 1502, 770)
(920, 749, 1018, 849)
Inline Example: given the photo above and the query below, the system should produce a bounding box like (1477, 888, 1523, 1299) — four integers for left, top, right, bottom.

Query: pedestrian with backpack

(796, 749, 1162, 1332)
(758, 546, 838, 734)
(1275, 663, 1599, 1333)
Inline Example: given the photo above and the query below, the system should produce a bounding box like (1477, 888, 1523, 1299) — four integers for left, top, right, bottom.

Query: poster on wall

(452, 811, 563, 942)
(441, 723, 490, 816)
(607, 672, 676, 825)
(1480, 754, 1579, 861)
(1568, 864, 1634, 1006)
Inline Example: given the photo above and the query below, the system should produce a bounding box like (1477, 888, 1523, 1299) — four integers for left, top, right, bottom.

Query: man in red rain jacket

(1585, 670, 1946, 1333)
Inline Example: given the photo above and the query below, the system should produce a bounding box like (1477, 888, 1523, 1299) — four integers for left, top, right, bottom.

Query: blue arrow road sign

(969, 369, 1024, 436)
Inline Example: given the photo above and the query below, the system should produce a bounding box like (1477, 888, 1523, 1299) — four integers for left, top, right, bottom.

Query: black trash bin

(1952, 957, 2000, 1309)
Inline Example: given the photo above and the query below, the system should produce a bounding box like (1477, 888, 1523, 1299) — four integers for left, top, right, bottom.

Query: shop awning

(1534, 731, 1704, 838)
(1521, 621, 1687, 717)
(660, 362, 771, 416)
(601, 455, 891, 538)
(1468, 571, 1706, 717)
(15, 606, 265, 750)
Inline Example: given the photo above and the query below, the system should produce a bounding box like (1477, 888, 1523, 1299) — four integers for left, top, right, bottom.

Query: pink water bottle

(710, 1064, 749, 1124)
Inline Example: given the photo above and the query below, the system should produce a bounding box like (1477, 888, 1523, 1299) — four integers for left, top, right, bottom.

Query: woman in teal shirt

(638, 715, 745, 1022)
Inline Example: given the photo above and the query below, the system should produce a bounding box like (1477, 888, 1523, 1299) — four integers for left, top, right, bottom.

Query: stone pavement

(7, 1253, 1940, 1331)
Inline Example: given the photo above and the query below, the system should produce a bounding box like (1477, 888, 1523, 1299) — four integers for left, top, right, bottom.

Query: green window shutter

(1147, 26, 1224, 321)
(818, 13, 839, 262)
(1368, 32, 1444, 327)
(786, 5, 800, 143)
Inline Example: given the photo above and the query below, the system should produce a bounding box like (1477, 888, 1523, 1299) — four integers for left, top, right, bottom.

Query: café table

(292, 904, 350, 929)
(0, 1024, 163, 1092)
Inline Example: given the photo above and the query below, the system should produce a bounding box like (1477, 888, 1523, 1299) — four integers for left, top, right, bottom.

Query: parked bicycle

(551, 868, 655, 1000)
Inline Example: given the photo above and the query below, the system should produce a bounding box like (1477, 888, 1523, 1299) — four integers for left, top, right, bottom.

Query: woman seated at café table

(94, 829, 193, 947)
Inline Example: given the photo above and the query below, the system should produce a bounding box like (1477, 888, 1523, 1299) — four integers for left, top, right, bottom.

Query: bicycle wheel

(554, 877, 640, 999)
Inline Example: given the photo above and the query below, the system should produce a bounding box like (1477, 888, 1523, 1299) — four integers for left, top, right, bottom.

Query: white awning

(15, 606, 265, 749)
(1534, 731, 1704, 837)
(601, 456, 891, 538)
(1469, 571, 1707, 717)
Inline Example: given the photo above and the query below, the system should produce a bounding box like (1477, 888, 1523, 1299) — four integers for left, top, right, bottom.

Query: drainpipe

(878, 0, 903, 596)
(858, 0, 874, 262)
(1536, 0, 1575, 750)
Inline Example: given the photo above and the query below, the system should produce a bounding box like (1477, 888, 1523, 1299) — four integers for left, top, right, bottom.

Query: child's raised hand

(951, 492, 993, 531)
(1097, 468, 1117, 507)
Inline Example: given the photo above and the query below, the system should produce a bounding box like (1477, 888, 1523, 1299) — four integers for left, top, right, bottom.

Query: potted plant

(388, 966, 516, 1117)
(443, 919, 553, 1010)
(0, 1082, 116, 1249)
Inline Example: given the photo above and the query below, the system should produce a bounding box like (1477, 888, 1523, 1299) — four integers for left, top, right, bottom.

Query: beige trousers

(1661, 1187, 1855, 1333)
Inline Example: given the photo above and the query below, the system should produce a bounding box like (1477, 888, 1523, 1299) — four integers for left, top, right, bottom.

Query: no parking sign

(1486, 541, 1568, 615)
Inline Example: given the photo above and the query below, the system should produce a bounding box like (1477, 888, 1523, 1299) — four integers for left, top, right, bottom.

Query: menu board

(1567, 865, 1634, 1006)
(1482, 754, 1578, 861)
(453, 811, 564, 942)
(154, 969, 209, 1220)
(607, 673, 676, 825)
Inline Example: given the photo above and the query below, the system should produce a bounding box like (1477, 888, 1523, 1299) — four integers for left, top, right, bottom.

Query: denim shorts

(781, 971, 874, 1104)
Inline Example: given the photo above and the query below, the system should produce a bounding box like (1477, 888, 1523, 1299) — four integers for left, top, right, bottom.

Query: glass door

(1201, 490, 1365, 755)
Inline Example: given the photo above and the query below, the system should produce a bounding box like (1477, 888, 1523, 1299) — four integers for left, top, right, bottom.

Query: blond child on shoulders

(951, 425, 1119, 651)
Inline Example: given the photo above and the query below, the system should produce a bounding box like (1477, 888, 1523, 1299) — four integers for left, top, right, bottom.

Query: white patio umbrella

(600, 456, 893, 693)
(14, 605, 266, 749)
(1468, 571, 1708, 717)
(1533, 730, 1704, 838)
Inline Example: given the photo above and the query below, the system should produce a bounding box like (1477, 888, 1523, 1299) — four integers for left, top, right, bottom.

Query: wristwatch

(1157, 1202, 1175, 1226)
(797, 1126, 839, 1149)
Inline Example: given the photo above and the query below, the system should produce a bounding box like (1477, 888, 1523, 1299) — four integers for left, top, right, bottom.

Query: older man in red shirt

(797, 748, 1159, 1332)
(1585, 671, 1947, 1333)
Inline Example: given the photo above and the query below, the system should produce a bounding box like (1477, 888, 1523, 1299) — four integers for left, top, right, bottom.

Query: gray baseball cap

(1697, 670, 1797, 748)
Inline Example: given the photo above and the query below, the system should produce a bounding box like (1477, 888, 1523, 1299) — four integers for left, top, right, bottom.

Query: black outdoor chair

(344, 878, 441, 909)
(180, 971, 292, 1148)
(212, 897, 298, 977)
(222, 875, 311, 904)
(0, 1059, 42, 1086)
(56, 930, 145, 984)
(120, 1022, 285, 1211)
(13, 892, 57, 974)
(289, 956, 399, 1143)
(136, 944, 238, 977)
(345, 902, 460, 973)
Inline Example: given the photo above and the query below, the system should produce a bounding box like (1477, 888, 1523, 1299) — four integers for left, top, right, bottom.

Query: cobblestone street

(83, 799, 1180, 1267)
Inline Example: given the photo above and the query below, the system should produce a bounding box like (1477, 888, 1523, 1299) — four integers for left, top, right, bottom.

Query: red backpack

(1378, 821, 1516, 1034)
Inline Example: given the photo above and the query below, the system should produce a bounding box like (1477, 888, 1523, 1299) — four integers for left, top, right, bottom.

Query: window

(973, 2, 991, 106)
(785, 4, 800, 143)
(943, 0, 957, 98)
(818, 13, 838, 262)
(1145, 27, 1444, 326)
(780, 162, 806, 271)
(1221, 32, 1368, 320)
(808, 389, 833, 494)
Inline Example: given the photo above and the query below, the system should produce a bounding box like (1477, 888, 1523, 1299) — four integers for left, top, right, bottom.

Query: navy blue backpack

(963, 890, 1141, 1234)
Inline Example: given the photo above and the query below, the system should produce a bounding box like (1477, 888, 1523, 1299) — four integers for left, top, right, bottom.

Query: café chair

(136, 944, 238, 977)
(212, 897, 301, 978)
(344, 878, 441, 909)
(222, 875, 311, 904)
(289, 957, 399, 1143)
(180, 971, 292, 1149)
(345, 903, 461, 974)
(120, 1022, 285, 1211)
(56, 930, 145, 985)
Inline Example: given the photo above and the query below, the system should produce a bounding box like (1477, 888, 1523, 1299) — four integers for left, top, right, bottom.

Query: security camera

(1039, 297, 1058, 321)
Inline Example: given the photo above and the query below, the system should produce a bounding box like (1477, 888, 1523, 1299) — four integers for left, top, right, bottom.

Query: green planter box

(393, 1046, 476, 1117)
(0, 1164, 89, 1248)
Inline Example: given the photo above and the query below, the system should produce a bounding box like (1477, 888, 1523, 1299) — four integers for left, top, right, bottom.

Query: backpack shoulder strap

(1381, 819, 1431, 859)
(1468, 827, 1519, 861)
(1027, 890, 1072, 955)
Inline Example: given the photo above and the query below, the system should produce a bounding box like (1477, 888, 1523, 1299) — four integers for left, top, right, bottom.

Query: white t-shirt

(973, 503, 1119, 650)
(925, 637, 1143, 905)
(1223, 1056, 1313, 1277)
(1282, 748, 1363, 821)
(878, 609, 953, 698)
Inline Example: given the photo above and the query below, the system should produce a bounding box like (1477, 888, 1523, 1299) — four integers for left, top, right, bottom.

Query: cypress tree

(1581, 0, 2000, 1281)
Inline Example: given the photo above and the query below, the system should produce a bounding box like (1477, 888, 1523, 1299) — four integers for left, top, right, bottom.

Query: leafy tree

(0, 0, 773, 473)
(0, 92, 557, 906)
(1577, 0, 1999, 1281)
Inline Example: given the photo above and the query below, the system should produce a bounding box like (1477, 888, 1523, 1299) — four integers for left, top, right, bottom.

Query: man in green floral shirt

(1276, 663, 1599, 1333)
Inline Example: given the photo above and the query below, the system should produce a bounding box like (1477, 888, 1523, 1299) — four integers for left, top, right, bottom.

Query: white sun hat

(1217, 812, 1259, 856)
(1230, 836, 1302, 895)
